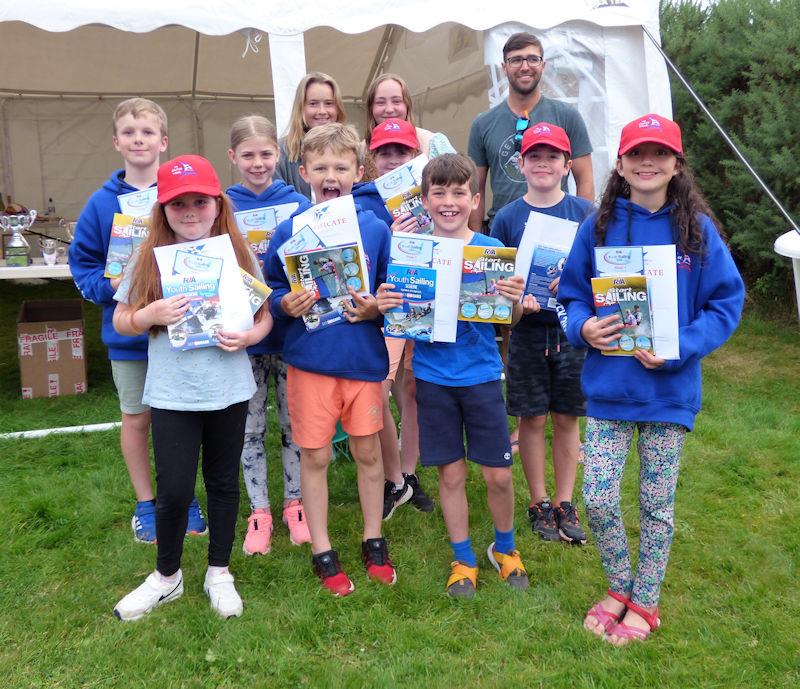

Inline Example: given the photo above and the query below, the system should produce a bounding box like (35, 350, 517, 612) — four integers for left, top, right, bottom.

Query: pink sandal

(606, 600, 661, 643)
(584, 589, 629, 635)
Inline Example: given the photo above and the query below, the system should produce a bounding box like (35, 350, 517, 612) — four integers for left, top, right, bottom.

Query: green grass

(1, 281, 799, 688)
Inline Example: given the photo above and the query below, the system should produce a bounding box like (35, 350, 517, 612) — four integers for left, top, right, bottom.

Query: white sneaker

(204, 570, 243, 619)
(114, 570, 183, 621)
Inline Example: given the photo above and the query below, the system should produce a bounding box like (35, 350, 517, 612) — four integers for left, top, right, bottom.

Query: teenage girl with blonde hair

(275, 73, 347, 200)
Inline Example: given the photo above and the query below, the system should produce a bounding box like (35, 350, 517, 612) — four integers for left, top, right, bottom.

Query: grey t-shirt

(275, 139, 312, 201)
(467, 97, 592, 225)
(114, 252, 257, 411)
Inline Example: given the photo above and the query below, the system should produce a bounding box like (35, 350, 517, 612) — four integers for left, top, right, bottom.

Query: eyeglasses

(514, 112, 529, 153)
(505, 55, 544, 68)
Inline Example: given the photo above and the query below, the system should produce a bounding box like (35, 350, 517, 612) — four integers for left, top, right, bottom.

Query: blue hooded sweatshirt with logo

(226, 181, 312, 355)
(68, 170, 150, 360)
(558, 198, 744, 431)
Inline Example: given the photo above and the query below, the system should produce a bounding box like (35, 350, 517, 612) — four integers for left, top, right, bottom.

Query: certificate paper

(280, 195, 368, 283)
(594, 244, 679, 360)
(390, 232, 462, 342)
(118, 188, 158, 219)
(154, 234, 253, 335)
(515, 211, 579, 311)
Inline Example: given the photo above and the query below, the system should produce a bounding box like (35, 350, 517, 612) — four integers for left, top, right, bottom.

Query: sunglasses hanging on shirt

(514, 111, 530, 153)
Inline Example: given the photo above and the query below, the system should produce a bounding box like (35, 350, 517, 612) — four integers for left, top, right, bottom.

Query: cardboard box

(17, 299, 87, 399)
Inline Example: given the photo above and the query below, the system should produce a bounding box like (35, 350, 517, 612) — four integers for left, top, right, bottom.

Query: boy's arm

(264, 223, 294, 321)
(467, 119, 489, 232)
(344, 216, 391, 325)
(265, 224, 316, 320)
(68, 202, 117, 306)
(469, 166, 488, 232)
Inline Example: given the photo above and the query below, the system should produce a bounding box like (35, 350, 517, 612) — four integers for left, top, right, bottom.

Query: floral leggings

(583, 417, 686, 608)
(241, 355, 302, 509)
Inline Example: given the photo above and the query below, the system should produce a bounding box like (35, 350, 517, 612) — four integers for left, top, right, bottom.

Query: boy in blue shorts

(378, 154, 532, 598)
(265, 123, 396, 597)
(491, 123, 593, 544)
(69, 98, 206, 543)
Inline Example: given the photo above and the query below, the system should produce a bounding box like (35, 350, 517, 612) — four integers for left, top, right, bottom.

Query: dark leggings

(150, 402, 248, 576)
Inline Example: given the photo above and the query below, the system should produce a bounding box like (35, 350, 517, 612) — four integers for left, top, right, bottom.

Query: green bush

(661, 0, 800, 299)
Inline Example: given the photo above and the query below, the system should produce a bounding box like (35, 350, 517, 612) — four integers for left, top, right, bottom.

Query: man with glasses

(468, 32, 594, 231)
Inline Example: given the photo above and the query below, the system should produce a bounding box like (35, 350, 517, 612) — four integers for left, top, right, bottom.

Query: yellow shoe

(446, 561, 478, 599)
(487, 543, 529, 590)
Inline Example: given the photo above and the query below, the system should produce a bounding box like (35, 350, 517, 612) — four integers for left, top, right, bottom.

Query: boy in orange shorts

(265, 123, 394, 596)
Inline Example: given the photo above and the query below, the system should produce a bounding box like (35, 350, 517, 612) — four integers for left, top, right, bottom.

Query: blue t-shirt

(412, 233, 505, 387)
(491, 193, 593, 329)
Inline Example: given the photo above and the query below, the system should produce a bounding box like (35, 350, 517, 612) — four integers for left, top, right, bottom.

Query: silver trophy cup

(1, 209, 37, 266)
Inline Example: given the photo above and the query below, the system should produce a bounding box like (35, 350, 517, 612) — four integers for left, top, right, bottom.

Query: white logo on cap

(384, 121, 401, 131)
(171, 162, 197, 176)
(638, 117, 662, 130)
(532, 125, 551, 135)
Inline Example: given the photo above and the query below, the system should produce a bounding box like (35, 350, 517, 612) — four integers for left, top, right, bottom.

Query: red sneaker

(311, 550, 354, 597)
(362, 537, 397, 585)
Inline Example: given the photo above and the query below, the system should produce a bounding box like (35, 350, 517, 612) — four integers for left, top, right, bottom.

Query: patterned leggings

(241, 355, 302, 509)
(582, 417, 686, 608)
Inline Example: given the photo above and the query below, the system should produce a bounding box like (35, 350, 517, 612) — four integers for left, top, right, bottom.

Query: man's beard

(508, 72, 541, 97)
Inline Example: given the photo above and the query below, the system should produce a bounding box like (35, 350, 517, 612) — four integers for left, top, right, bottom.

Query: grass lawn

(0, 280, 798, 688)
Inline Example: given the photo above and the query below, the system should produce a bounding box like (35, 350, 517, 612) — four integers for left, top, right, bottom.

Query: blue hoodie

(265, 200, 391, 381)
(68, 170, 149, 361)
(558, 198, 744, 431)
(352, 182, 393, 228)
(226, 180, 312, 356)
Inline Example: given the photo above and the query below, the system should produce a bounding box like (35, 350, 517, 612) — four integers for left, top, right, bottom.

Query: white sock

(207, 565, 229, 579)
(158, 571, 179, 584)
(394, 481, 405, 492)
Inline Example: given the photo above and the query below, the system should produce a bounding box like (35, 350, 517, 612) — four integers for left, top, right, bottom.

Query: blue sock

(451, 538, 477, 567)
(494, 527, 515, 555)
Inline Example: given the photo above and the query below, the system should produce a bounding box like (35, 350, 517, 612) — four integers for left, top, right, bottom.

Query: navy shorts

(416, 378, 512, 468)
(506, 324, 586, 418)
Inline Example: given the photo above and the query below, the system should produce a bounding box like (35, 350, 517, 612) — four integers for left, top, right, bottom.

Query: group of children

(68, 87, 744, 645)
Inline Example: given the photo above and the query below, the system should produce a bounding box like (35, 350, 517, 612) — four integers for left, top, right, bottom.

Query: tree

(661, 0, 800, 298)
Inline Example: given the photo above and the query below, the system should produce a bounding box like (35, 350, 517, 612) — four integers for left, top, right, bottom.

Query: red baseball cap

(369, 118, 420, 151)
(618, 114, 683, 156)
(157, 155, 222, 204)
(520, 122, 572, 157)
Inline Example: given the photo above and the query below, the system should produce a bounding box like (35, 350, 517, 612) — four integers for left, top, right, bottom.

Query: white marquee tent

(0, 0, 671, 220)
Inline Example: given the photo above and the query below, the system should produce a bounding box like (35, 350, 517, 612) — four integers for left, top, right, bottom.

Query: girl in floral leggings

(558, 114, 744, 644)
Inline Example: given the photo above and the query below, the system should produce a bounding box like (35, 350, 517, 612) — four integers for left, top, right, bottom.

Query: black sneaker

(403, 473, 434, 512)
(311, 549, 354, 597)
(555, 501, 587, 545)
(528, 500, 560, 542)
(382, 479, 413, 521)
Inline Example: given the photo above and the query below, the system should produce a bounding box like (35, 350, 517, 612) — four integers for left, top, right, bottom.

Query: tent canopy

(0, 0, 670, 220)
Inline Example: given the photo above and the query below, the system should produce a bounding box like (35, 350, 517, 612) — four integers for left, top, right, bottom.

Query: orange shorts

(385, 338, 414, 382)
(287, 366, 383, 449)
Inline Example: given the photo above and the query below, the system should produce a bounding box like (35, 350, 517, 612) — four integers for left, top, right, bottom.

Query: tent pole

(0, 99, 15, 205)
(191, 31, 204, 155)
(642, 25, 799, 235)
(361, 26, 396, 104)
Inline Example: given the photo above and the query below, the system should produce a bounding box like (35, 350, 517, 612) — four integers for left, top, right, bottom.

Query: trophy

(39, 238, 67, 266)
(59, 217, 78, 242)
(1, 209, 36, 267)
